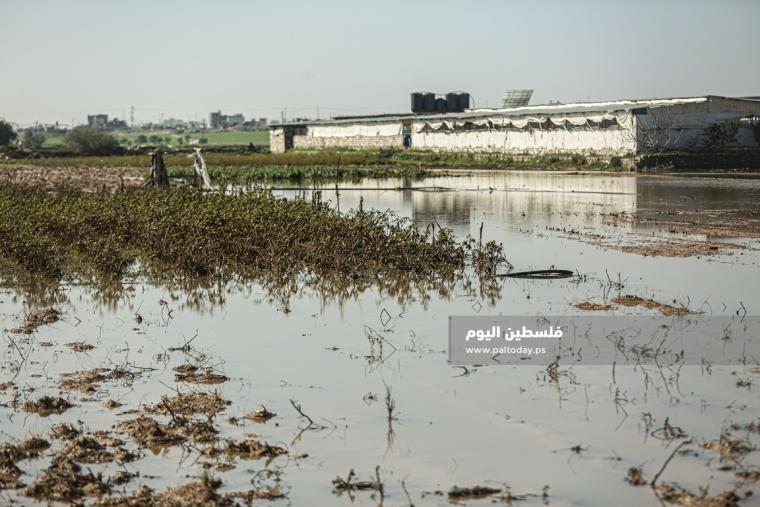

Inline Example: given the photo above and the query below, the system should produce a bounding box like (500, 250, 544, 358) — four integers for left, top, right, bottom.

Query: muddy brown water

(1, 171, 759, 506)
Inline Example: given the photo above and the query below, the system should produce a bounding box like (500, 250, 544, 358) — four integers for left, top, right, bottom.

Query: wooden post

(144, 149, 169, 188)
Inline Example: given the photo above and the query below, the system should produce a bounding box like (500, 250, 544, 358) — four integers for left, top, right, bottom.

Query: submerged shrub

(0, 185, 507, 300)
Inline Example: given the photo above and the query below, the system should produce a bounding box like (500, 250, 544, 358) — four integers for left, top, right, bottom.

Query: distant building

(87, 114, 109, 129)
(270, 95, 760, 155)
(242, 117, 268, 130)
(226, 114, 244, 127)
(209, 111, 224, 129)
(108, 117, 128, 130)
(208, 110, 245, 129)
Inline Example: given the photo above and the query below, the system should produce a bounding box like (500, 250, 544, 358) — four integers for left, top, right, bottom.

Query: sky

(1, 0, 759, 126)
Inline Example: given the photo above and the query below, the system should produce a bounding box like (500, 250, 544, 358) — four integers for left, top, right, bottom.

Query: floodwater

(2, 171, 760, 506)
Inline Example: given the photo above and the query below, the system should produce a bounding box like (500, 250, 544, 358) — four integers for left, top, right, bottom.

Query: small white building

(270, 96, 760, 155)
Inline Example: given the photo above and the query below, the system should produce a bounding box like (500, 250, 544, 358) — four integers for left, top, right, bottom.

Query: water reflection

(271, 171, 639, 237)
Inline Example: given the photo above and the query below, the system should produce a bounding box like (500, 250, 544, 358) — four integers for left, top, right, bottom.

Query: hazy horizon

(1, 0, 759, 127)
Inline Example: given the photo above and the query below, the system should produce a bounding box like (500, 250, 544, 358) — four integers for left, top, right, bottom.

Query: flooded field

(2, 171, 759, 506)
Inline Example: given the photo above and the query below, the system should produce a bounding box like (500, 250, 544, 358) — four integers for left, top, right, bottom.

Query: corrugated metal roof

(269, 95, 756, 128)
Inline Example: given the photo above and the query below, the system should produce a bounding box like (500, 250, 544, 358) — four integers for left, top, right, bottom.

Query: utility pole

(130, 106, 135, 128)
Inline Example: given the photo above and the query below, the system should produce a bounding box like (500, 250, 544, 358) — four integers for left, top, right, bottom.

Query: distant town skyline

(1, 0, 759, 126)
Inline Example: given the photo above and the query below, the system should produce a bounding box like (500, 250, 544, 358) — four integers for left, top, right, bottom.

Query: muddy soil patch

(616, 239, 743, 258)
(0, 165, 144, 192)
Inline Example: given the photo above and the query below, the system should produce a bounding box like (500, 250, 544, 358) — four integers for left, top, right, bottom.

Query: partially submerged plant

(0, 184, 507, 304)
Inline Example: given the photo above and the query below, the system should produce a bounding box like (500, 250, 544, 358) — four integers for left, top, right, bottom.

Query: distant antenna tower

(500, 89, 533, 108)
(130, 106, 134, 127)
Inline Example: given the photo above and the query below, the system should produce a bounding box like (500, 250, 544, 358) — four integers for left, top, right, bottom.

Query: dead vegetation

(104, 399, 123, 409)
(58, 367, 128, 393)
(116, 416, 187, 449)
(242, 406, 276, 423)
(22, 395, 72, 416)
(0, 456, 23, 489)
(699, 433, 753, 458)
(625, 467, 647, 486)
(59, 434, 136, 464)
(654, 484, 739, 507)
(10, 307, 60, 333)
(612, 295, 697, 316)
(173, 364, 229, 385)
(0, 437, 51, 489)
(209, 437, 287, 461)
(448, 484, 502, 501)
(332, 467, 384, 499)
(50, 423, 81, 441)
(144, 392, 230, 418)
(574, 301, 614, 311)
(65, 341, 95, 352)
(96, 481, 227, 507)
(95, 475, 286, 506)
(24, 457, 111, 502)
(574, 294, 699, 315)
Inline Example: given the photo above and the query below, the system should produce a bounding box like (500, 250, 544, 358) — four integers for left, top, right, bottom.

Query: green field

(42, 130, 269, 149)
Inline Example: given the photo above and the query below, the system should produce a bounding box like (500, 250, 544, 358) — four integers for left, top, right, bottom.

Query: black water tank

(435, 98, 447, 113)
(422, 93, 435, 113)
(458, 93, 470, 111)
(411, 92, 424, 113)
(446, 92, 460, 112)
